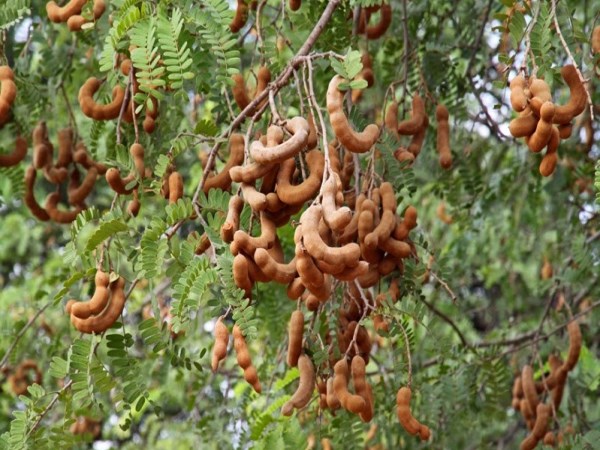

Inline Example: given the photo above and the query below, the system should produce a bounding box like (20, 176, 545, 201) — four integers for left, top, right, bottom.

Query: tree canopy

(0, 0, 599, 449)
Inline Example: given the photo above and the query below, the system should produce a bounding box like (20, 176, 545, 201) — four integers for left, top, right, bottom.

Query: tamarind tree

(0, 0, 599, 449)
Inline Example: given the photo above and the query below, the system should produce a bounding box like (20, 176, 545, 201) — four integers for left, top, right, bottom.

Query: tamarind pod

(129, 143, 145, 179)
(520, 403, 550, 450)
(358, 209, 383, 264)
(67, 270, 111, 318)
(549, 356, 567, 410)
(193, 232, 211, 255)
(511, 397, 521, 411)
(521, 365, 539, 411)
(68, 167, 97, 205)
(245, 254, 270, 283)
(351, 67, 374, 104)
(78, 78, 125, 120)
(229, 161, 275, 183)
(357, 263, 380, 288)
(282, 354, 315, 415)
(553, 65, 587, 125)
(127, 194, 141, 217)
(240, 182, 267, 211)
(232, 213, 276, 256)
(436, 104, 452, 169)
(106, 168, 135, 195)
(407, 114, 429, 156)
(306, 113, 318, 150)
(336, 193, 365, 245)
(396, 387, 423, 436)
(398, 95, 427, 136)
(167, 171, 184, 204)
(276, 151, 324, 205)
(328, 141, 342, 175)
(539, 148, 558, 177)
(42, 165, 69, 184)
(365, 209, 396, 249)
(268, 202, 303, 227)
(33, 129, 52, 169)
(377, 254, 397, 276)
(529, 78, 551, 103)
(229, 0, 248, 33)
(288, 0, 301, 11)
(510, 74, 529, 112)
(334, 261, 369, 281)
(351, 356, 373, 422)
(404, 205, 417, 230)
(321, 175, 352, 232)
(254, 248, 297, 284)
(46, 0, 86, 22)
(558, 123, 572, 139)
(520, 398, 534, 426)
(232, 324, 262, 393)
(333, 359, 366, 414)
(233, 254, 253, 298)
(73, 145, 108, 174)
(221, 195, 244, 243)
(385, 101, 400, 139)
(379, 236, 411, 259)
(287, 277, 306, 300)
(250, 117, 308, 165)
(327, 75, 380, 153)
(394, 148, 416, 165)
(365, 4, 392, 39)
(295, 246, 325, 289)
(355, 325, 372, 362)
(0, 66, 16, 125)
(45, 192, 82, 223)
(326, 377, 341, 410)
(512, 376, 523, 398)
(231, 73, 250, 111)
(211, 317, 229, 372)
(71, 277, 126, 333)
(542, 431, 556, 446)
(509, 110, 538, 138)
(593, 26, 600, 53)
(0, 136, 27, 167)
(264, 192, 285, 212)
(24, 167, 50, 221)
(204, 134, 246, 193)
(564, 319, 581, 371)
(527, 102, 556, 153)
(286, 310, 304, 367)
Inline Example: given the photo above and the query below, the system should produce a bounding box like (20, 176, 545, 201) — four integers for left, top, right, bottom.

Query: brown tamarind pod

(327, 75, 379, 153)
(230, 0, 248, 33)
(306, 113, 318, 150)
(9, 359, 43, 395)
(71, 276, 126, 333)
(521, 365, 539, 411)
(364, 182, 396, 247)
(403, 205, 417, 230)
(67, 270, 111, 318)
(204, 134, 245, 193)
(68, 166, 97, 206)
(286, 277, 306, 300)
(78, 78, 125, 121)
(240, 182, 268, 211)
(326, 377, 341, 410)
(232, 324, 262, 393)
(334, 261, 369, 281)
(127, 189, 141, 217)
(288, 0, 301, 11)
(436, 104, 452, 169)
(281, 354, 315, 416)
(66, 0, 106, 31)
(45, 192, 82, 223)
(351, 356, 374, 422)
(250, 117, 309, 165)
(46, 0, 86, 22)
(365, 4, 392, 39)
(510, 74, 529, 112)
(528, 102, 556, 152)
(548, 354, 567, 410)
(221, 195, 244, 243)
(520, 403, 550, 450)
(231, 73, 250, 109)
(229, 161, 275, 184)
(593, 26, 600, 54)
(509, 108, 538, 138)
(398, 95, 427, 136)
(129, 143, 145, 179)
(232, 212, 276, 256)
(321, 174, 352, 232)
(333, 359, 366, 414)
(0, 66, 17, 125)
(295, 246, 325, 292)
(42, 165, 69, 184)
(168, 171, 183, 204)
(233, 253, 253, 298)
(0, 136, 27, 167)
(385, 101, 400, 139)
(552, 65, 587, 125)
(558, 123, 572, 139)
(407, 114, 429, 156)
(32, 122, 52, 169)
(542, 431, 556, 446)
(276, 150, 324, 205)
(24, 167, 50, 221)
(358, 208, 383, 264)
(564, 319, 581, 371)
(211, 317, 229, 372)
(73, 143, 108, 174)
(337, 193, 366, 245)
(254, 248, 297, 284)
(106, 168, 135, 195)
(396, 387, 429, 440)
(539, 153, 558, 177)
(286, 310, 304, 367)
(512, 376, 523, 399)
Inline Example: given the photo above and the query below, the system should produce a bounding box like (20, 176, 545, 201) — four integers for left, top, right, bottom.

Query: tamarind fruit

(385, 101, 399, 139)
(287, 277, 306, 300)
(521, 364, 539, 411)
(0, 136, 27, 167)
(552, 65, 587, 125)
(45, 192, 82, 223)
(32, 121, 52, 169)
(0, 66, 17, 125)
(70, 276, 127, 333)
(289, 0, 301, 11)
(321, 175, 352, 232)
(542, 431, 556, 446)
(250, 117, 309, 164)
(73, 144, 107, 174)
(66, 270, 110, 318)
(78, 77, 125, 120)
(509, 74, 529, 112)
(327, 75, 379, 153)
(42, 165, 69, 184)
(129, 143, 145, 179)
(233, 253, 254, 298)
(211, 317, 229, 372)
(398, 95, 427, 136)
(396, 387, 430, 440)
(24, 167, 50, 221)
(593, 26, 600, 54)
(436, 104, 452, 169)
(106, 168, 135, 195)
(548, 354, 567, 410)
(230, 0, 249, 32)
(70, 417, 102, 439)
(281, 354, 315, 416)
(221, 195, 244, 242)
(276, 150, 324, 205)
(520, 403, 550, 450)
(46, 0, 86, 22)
(254, 248, 297, 284)
(286, 310, 304, 367)
(240, 182, 268, 211)
(564, 319, 581, 371)
(68, 167, 97, 205)
(232, 212, 276, 255)
(351, 54, 375, 103)
(55, 128, 73, 167)
(527, 102, 555, 153)
(9, 359, 43, 396)
(358, 208, 383, 264)
(509, 109, 538, 138)
(364, 4, 392, 40)
(127, 188, 141, 217)
(204, 134, 245, 193)
(67, 0, 106, 31)
(407, 114, 429, 156)
(232, 324, 261, 393)
(333, 359, 366, 414)
(168, 171, 183, 204)
(351, 356, 373, 422)
(326, 377, 341, 410)
(229, 161, 275, 184)
(364, 182, 396, 247)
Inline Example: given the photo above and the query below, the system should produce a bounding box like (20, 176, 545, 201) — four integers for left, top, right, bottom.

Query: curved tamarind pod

(338, 193, 366, 245)
(67, 0, 106, 31)
(364, 4, 392, 39)
(301, 205, 361, 267)
(326, 377, 341, 410)
(129, 143, 145, 179)
(230, 161, 274, 183)
(233, 254, 253, 298)
(379, 236, 411, 259)
(56, 128, 73, 167)
(564, 319, 581, 371)
(593, 26, 600, 53)
(558, 123, 572, 139)
(358, 209, 383, 264)
(521, 365, 539, 411)
(365, 182, 396, 247)
(510, 74, 529, 112)
(286, 310, 304, 367)
(46, 0, 86, 22)
(106, 168, 135, 195)
(245, 253, 270, 283)
(232, 212, 276, 255)
(385, 101, 400, 139)
(539, 129, 560, 177)
(287, 277, 306, 300)
(377, 253, 397, 276)
(71, 277, 126, 333)
(407, 114, 429, 156)
(73, 144, 107, 174)
(398, 95, 427, 136)
(127, 189, 141, 217)
(527, 102, 555, 152)
(67, 270, 110, 318)
(0, 66, 17, 125)
(520, 403, 550, 450)
(357, 263, 381, 288)
(355, 325, 371, 361)
(281, 353, 314, 415)
(68, 167, 97, 205)
(512, 376, 523, 399)
(553, 65, 587, 125)
(306, 113, 318, 150)
(333, 359, 366, 414)
(0, 136, 27, 167)
(142, 96, 159, 134)
(509, 109, 538, 138)
(396, 387, 429, 439)
(254, 66, 271, 110)
(548, 354, 567, 410)
(404, 205, 417, 230)
(295, 245, 325, 291)
(24, 167, 50, 221)
(78, 78, 125, 120)
(529, 78, 552, 102)
(168, 171, 183, 204)
(436, 104, 452, 169)
(211, 317, 229, 372)
(221, 195, 244, 243)
(250, 117, 309, 164)
(230, 0, 248, 33)
(204, 134, 245, 193)
(232, 324, 262, 393)
(276, 150, 324, 205)
(351, 356, 373, 422)
(542, 431, 556, 447)
(32, 122, 52, 169)
(321, 175, 352, 232)
(42, 165, 69, 184)
(45, 192, 82, 223)
(288, 0, 301, 11)
(254, 248, 297, 284)
(231, 73, 250, 109)
(333, 261, 369, 281)
(327, 75, 379, 153)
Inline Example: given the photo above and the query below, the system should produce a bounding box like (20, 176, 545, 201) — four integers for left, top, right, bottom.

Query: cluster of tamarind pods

(508, 65, 586, 177)
(46, 0, 106, 32)
(5, 359, 43, 396)
(511, 319, 581, 449)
